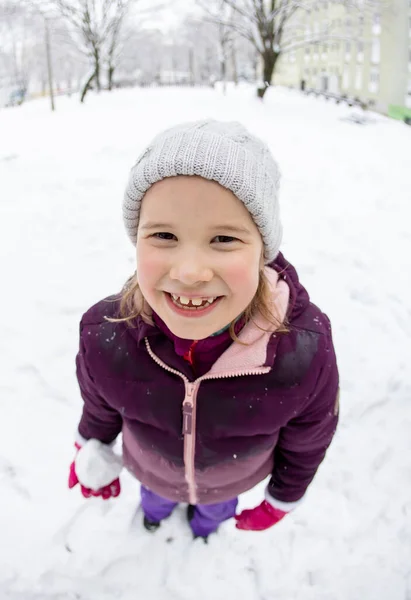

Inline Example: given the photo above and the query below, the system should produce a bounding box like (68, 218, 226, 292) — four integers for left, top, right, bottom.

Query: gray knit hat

(123, 119, 282, 262)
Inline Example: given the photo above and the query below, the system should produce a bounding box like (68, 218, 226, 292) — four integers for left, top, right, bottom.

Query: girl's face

(136, 176, 263, 340)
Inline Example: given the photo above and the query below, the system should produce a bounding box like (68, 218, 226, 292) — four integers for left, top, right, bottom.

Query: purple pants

(141, 485, 238, 537)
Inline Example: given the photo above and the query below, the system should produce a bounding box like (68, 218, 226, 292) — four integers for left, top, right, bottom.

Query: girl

(68, 120, 339, 541)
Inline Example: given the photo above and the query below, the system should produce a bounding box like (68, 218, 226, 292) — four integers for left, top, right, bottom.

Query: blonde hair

(106, 267, 289, 345)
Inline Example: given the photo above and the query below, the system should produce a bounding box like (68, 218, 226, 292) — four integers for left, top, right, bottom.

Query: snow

(1, 84, 410, 599)
(75, 440, 122, 490)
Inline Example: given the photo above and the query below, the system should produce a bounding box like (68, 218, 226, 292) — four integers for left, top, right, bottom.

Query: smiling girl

(69, 120, 339, 541)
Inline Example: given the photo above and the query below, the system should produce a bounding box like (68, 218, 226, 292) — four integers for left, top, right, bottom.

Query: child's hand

(68, 461, 121, 499)
(68, 439, 122, 500)
(234, 501, 287, 531)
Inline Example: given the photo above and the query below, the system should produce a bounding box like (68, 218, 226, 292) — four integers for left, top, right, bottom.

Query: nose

(169, 252, 213, 286)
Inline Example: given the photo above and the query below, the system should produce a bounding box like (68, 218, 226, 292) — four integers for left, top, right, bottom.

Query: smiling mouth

(165, 292, 222, 311)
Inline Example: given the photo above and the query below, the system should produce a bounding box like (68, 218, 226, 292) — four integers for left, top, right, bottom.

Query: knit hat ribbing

(123, 120, 282, 263)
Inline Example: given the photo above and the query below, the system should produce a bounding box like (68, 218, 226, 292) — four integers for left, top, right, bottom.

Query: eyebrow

(140, 222, 252, 235)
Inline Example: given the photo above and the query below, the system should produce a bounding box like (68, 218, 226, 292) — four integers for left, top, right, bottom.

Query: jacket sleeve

(76, 323, 123, 444)
(267, 331, 339, 505)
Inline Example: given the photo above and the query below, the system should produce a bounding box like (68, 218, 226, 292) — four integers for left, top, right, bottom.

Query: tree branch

(219, 0, 260, 25)
(196, 1, 263, 54)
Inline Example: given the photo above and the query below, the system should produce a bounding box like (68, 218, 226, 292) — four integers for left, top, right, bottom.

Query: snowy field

(0, 84, 410, 600)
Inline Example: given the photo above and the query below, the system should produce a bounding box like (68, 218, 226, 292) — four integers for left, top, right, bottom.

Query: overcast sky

(134, 0, 201, 33)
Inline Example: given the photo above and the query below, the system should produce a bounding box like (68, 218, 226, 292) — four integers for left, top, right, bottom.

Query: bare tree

(51, 0, 135, 102)
(4, 0, 87, 109)
(106, 4, 125, 91)
(105, 0, 148, 90)
(178, 13, 253, 88)
(47, 20, 88, 94)
(195, 1, 239, 91)
(0, 1, 33, 96)
(177, 17, 219, 85)
(230, 27, 238, 86)
(218, 23, 230, 92)
(118, 27, 164, 85)
(198, 0, 387, 99)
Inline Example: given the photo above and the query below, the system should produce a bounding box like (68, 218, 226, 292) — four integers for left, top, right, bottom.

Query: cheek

(136, 245, 165, 288)
(222, 258, 260, 294)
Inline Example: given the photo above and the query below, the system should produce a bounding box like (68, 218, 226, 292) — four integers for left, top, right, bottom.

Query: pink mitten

(68, 440, 122, 500)
(235, 500, 287, 531)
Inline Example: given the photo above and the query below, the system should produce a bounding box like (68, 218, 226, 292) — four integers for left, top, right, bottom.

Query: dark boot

(187, 504, 208, 543)
(143, 515, 161, 532)
(187, 504, 195, 522)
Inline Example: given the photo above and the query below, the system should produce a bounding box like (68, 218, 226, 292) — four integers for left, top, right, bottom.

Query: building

(274, 0, 410, 115)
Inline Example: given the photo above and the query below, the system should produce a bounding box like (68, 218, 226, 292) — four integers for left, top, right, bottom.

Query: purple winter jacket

(76, 253, 339, 505)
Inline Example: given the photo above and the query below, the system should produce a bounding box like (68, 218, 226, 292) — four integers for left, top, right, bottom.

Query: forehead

(140, 176, 256, 228)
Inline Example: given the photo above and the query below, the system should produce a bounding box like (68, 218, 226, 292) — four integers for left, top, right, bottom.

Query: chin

(167, 321, 218, 340)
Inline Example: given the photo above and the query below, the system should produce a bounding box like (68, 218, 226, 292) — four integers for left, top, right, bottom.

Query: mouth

(163, 292, 223, 317)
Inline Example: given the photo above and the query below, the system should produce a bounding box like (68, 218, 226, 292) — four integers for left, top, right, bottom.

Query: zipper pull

(182, 402, 193, 435)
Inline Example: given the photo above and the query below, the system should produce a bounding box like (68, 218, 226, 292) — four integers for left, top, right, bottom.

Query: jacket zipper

(144, 338, 270, 504)
(182, 383, 197, 502)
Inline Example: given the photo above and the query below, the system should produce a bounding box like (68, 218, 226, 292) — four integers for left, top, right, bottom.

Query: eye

(151, 232, 176, 241)
(213, 235, 238, 244)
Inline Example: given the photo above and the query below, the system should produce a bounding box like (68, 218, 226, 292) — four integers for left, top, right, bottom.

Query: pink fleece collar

(207, 267, 290, 374)
(152, 267, 290, 371)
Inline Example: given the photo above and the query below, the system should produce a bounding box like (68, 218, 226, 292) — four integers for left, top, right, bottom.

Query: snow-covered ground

(0, 84, 410, 600)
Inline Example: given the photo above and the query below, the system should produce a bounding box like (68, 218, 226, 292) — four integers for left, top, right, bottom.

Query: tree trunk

(94, 48, 101, 91)
(252, 50, 259, 82)
(221, 56, 227, 94)
(189, 47, 195, 86)
(257, 49, 278, 99)
(80, 71, 95, 103)
(108, 64, 114, 91)
(231, 42, 238, 86)
(44, 17, 55, 112)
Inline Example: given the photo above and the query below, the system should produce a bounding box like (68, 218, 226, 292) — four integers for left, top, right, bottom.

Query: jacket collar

(128, 253, 309, 370)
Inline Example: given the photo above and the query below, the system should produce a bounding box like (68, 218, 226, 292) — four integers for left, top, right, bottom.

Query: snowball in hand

(75, 439, 123, 490)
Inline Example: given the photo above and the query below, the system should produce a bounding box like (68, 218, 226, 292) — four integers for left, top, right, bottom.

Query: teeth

(170, 294, 217, 307)
(191, 298, 204, 306)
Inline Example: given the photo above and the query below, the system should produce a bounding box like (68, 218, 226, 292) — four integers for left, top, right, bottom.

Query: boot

(143, 515, 161, 532)
(187, 504, 195, 522)
(187, 504, 208, 543)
